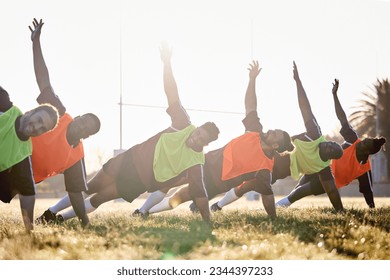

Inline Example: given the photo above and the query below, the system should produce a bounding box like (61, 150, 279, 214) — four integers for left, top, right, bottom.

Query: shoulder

(304, 118, 322, 139)
(339, 123, 358, 143)
(166, 101, 186, 115)
(166, 101, 191, 130)
(36, 86, 66, 116)
(242, 111, 263, 133)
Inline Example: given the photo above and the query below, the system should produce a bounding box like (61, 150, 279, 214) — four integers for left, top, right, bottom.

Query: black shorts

(0, 157, 35, 203)
(103, 150, 146, 203)
(63, 159, 88, 193)
(203, 167, 221, 200)
(297, 173, 325, 196)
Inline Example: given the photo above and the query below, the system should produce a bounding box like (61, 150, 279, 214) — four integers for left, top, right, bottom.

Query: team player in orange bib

(45, 43, 220, 225)
(29, 19, 101, 227)
(207, 62, 345, 213)
(275, 79, 386, 208)
(139, 60, 294, 218)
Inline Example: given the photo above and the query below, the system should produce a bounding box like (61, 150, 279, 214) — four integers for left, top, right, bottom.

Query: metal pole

(119, 5, 123, 151)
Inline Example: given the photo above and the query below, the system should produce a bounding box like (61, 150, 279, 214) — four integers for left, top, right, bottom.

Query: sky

(1, 0, 389, 172)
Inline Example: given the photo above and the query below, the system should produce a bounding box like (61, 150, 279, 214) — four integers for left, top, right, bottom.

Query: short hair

(328, 141, 343, 159)
(0, 86, 8, 95)
(83, 113, 101, 135)
(370, 137, 386, 154)
(33, 103, 59, 130)
(276, 130, 295, 153)
(200, 122, 220, 143)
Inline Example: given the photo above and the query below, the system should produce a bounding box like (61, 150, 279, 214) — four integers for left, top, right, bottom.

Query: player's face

(358, 138, 375, 154)
(264, 129, 284, 150)
(186, 127, 209, 152)
(20, 109, 55, 137)
(69, 114, 99, 140)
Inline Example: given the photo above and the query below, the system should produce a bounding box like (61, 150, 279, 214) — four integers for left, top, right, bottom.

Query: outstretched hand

(29, 18, 44, 41)
(247, 60, 262, 79)
(159, 42, 172, 64)
(293, 61, 300, 81)
(332, 79, 339, 95)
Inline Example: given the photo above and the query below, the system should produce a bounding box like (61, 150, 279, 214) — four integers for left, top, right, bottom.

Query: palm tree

(349, 78, 390, 181)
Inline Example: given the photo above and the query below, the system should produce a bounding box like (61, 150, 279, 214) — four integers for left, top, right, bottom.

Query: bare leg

(87, 168, 116, 194)
(19, 195, 35, 232)
(68, 192, 89, 226)
(39, 168, 113, 223)
(234, 181, 254, 197)
(363, 191, 375, 208)
(319, 178, 344, 212)
(59, 169, 119, 221)
(193, 196, 211, 224)
(261, 194, 276, 217)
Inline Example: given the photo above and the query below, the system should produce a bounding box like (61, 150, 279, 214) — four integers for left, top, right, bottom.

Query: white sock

(84, 197, 97, 214)
(275, 196, 291, 207)
(217, 188, 239, 208)
(139, 191, 166, 214)
(149, 197, 173, 214)
(49, 192, 89, 214)
(49, 195, 71, 214)
(60, 197, 97, 221)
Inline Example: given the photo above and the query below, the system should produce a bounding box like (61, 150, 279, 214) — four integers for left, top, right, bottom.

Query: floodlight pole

(119, 11, 123, 151)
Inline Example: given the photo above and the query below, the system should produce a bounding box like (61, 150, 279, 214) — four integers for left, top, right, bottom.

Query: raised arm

(29, 18, 51, 92)
(244, 60, 262, 115)
(331, 79, 348, 126)
(293, 61, 315, 124)
(160, 43, 180, 106)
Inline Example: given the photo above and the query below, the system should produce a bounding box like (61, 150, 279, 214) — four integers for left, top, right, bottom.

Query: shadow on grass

(213, 207, 389, 242)
(58, 206, 389, 259)
(135, 221, 215, 259)
(73, 216, 216, 259)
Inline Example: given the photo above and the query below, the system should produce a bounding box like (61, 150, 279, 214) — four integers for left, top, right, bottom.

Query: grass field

(0, 196, 389, 260)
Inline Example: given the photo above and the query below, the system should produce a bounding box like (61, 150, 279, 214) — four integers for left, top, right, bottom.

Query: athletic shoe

(132, 209, 149, 218)
(275, 196, 292, 207)
(189, 202, 199, 213)
(210, 202, 222, 212)
(35, 209, 57, 224)
(56, 214, 64, 224)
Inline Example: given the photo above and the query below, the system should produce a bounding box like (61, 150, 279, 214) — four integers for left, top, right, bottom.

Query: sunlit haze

(1, 0, 389, 172)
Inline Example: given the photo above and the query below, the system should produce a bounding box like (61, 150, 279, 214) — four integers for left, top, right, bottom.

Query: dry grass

(0, 196, 389, 260)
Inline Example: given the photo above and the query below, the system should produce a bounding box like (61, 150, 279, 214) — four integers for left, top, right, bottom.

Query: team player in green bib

(44, 43, 220, 224)
(276, 79, 386, 208)
(0, 86, 58, 232)
(208, 62, 345, 212)
(137, 60, 294, 218)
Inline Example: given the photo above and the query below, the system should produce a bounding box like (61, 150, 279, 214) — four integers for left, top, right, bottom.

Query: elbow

(35, 78, 51, 92)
